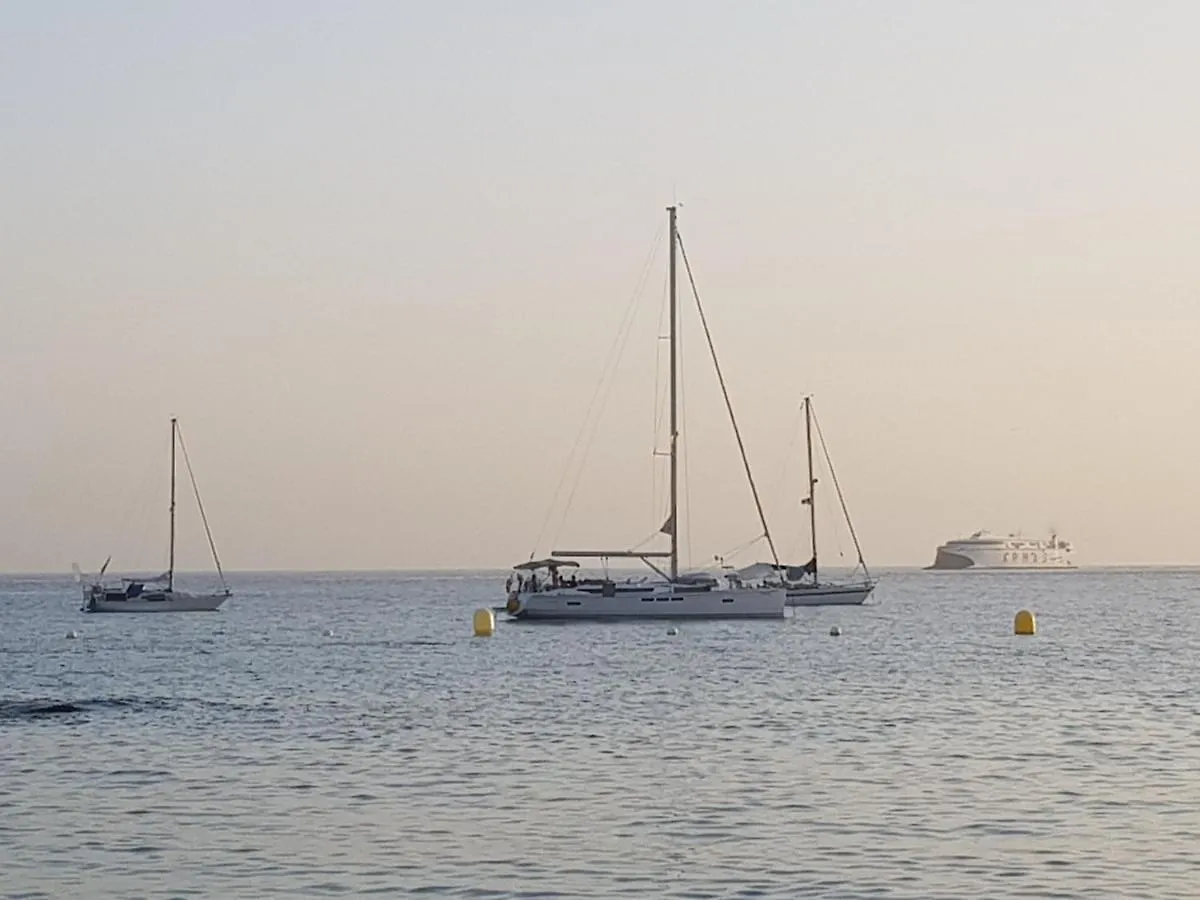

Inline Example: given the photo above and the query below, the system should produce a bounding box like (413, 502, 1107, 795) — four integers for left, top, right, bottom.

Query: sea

(2, 567, 1199, 899)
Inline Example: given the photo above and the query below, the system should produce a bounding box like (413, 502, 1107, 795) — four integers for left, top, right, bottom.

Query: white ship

(926, 531, 1076, 570)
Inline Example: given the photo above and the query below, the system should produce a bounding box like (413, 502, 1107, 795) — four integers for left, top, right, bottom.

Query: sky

(3, 1, 1200, 573)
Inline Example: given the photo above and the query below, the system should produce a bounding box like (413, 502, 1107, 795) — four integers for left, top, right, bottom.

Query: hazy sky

(4, 1, 1200, 573)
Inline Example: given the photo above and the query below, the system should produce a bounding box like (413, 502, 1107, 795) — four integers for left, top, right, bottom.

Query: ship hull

(786, 582, 875, 606)
(925, 540, 1075, 571)
(506, 584, 786, 620)
(82, 589, 230, 613)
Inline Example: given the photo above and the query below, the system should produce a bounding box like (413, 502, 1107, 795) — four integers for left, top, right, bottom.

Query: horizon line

(10, 562, 1200, 578)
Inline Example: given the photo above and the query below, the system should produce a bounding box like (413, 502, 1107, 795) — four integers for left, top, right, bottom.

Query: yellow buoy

(1014, 609, 1036, 636)
(473, 608, 495, 637)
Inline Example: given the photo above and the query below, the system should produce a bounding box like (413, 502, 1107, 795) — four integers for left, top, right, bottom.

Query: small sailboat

(75, 418, 231, 613)
(504, 206, 786, 620)
(738, 396, 876, 606)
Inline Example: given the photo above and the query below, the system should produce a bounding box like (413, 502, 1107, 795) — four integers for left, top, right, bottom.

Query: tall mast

(168, 417, 177, 592)
(668, 204, 679, 582)
(804, 397, 818, 582)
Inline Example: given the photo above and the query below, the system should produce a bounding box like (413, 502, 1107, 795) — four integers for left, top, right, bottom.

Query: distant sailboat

(504, 206, 787, 620)
(75, 418, 231, 613)
(737, 396, 876, 606)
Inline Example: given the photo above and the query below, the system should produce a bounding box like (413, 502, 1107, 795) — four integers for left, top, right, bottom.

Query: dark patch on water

(0, 696, 250, 724)
(0, 698, 149, 721)
(3, 701, 85, 717)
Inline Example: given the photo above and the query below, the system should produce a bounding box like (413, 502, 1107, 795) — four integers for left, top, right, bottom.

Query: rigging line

(531, 225, 663, 557)
(652, 265, 669, 526)
(822, 483, 847, 561)
(770, 400, 805, 501)
(150, 426, 172, 572)
(678, 289, 693, 568)
(540, 298, 641, 555)
(713, 532, 768, 566)
(554, 229, 663, 548)
(629, 527, 665, 551)
(676, 233, 779, 568)
(554, 281, 651, 547)
(811, 405, 870, 579)
(109, 427, 171, 573)
(174, 424, 227, 590)
(763, 398, 806, 559)
(549, 228, 664, 551)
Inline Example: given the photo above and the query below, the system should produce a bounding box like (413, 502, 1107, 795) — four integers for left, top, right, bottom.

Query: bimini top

(734, 560, 817, 581)
(512, 558, 581, 572)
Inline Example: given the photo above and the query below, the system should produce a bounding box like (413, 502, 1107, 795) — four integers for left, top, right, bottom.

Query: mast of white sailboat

(804, 397, 818, 583)
(667, 204, 679, 582)
(168, 417, 177, 592)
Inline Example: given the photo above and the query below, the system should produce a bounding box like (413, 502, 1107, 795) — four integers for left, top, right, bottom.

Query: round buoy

(829, 625, 842, 637)
(473, 608, 495, 637)
(65, 630, 79, 640)
(666, 626, 679, 636)
(1014, 609, 1036, 636)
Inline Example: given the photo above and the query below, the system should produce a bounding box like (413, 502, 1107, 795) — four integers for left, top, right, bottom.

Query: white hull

(786, 582, 875, 607)
(927, 547, 1075, 570)
(506, 584, 786, 620)
(929, 563, 1077, 572)
(927, 530, 1075, 571)
(83, 589, 229, 613)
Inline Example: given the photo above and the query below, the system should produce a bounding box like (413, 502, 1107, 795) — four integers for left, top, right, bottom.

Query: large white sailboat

(504, 206, 786, 621)
(736, 396, 876, 606)
(75, 418, 231, 613)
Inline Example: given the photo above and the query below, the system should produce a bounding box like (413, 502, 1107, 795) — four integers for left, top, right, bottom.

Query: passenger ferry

(926, 531, 1076, 570)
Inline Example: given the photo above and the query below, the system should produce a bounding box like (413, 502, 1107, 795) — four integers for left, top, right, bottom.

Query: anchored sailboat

(76, 418, 231, 613)
(739, 396, 875, 606)
(504, 206, 786, 620)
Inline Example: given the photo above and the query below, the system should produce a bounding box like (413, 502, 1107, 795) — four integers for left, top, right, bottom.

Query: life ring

(506, 594, 520, 614)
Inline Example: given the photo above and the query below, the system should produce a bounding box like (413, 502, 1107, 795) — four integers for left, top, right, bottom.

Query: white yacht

(504, 206, 785, 621)
(926, 530, 1076, 570)
(506, 560, 784, 620)
(75, 418, 232, 613)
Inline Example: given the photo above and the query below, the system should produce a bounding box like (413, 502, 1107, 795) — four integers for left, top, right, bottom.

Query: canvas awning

(513, 558, 581, 572)
(735, 559, 816, 581)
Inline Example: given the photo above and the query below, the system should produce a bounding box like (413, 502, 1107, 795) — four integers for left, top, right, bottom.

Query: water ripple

(4, 569, 1200, 897)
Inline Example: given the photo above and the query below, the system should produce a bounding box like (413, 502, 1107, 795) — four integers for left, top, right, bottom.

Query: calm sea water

(3, 568, 1200, 899)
